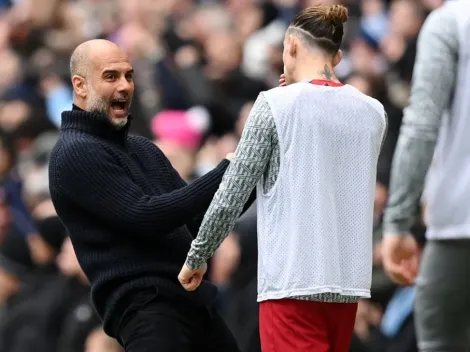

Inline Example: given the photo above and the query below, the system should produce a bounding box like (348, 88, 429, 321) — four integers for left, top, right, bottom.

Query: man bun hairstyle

(321, 4, 348, 26)
(289, 5, 349, 54)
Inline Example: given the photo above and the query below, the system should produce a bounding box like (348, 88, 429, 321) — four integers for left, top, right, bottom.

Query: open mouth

(110, 100, 127, 112)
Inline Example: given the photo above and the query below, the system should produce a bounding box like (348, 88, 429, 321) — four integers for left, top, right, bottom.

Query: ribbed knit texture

(48, 109, 230, 337)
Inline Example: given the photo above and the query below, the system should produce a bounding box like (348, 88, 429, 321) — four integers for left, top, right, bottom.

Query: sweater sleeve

(54, 141, 229, 236)
(148, 139, 258, 237)
(187, 190, 257, 237)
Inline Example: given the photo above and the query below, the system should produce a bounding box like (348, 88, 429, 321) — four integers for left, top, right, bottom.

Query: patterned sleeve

(382, 7, 459, 234)
(185, 93, 275, 269)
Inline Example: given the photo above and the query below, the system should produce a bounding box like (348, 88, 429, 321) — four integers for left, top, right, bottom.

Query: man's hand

(225, 152, 235, 161)
(178, 263, 207, 291)
(279, 73, 287, 87)
(354, 299, 383, 341)
(381, 233, 420, 286)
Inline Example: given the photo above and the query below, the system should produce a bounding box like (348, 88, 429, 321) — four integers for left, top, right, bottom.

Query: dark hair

(290, 5, 349, 54)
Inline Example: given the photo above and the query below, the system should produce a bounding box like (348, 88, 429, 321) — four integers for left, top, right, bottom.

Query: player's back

(256, 81, 387, 301)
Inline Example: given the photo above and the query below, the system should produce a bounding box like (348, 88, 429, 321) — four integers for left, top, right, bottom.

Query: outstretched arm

(53, 141, 230, 237)
(154, 143, 257, 238)
(187, 190, 257, 238)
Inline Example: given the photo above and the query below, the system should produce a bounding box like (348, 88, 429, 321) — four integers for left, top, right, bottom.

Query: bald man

(49, 40, 249, 352)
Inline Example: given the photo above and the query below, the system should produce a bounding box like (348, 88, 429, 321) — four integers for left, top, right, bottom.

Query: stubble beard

(87, 85, 130, 130)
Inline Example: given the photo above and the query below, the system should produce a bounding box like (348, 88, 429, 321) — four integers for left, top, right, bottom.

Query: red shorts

(259, 299, 358, 352)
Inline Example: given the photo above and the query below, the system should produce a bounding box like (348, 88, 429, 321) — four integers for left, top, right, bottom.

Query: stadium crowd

(0, 0, 442, 351)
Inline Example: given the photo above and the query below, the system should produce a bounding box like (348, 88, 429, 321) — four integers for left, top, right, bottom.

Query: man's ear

(72, 75, 87, 98)
(288, 35, 297, 58)
(333, 49, 343, 67)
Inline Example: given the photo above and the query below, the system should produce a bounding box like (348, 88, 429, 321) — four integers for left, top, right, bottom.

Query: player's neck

(293, 62, 339, 83)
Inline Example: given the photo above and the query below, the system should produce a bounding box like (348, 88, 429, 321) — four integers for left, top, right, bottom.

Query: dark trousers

(117, 289, 240, 352)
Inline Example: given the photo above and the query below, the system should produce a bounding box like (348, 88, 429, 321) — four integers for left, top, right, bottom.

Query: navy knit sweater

(49, 108, 247, 337)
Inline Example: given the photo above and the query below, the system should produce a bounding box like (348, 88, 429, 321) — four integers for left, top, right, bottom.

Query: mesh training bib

(256, 82, 387, 301)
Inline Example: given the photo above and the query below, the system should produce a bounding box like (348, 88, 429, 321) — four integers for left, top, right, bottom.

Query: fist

(178, 263, 207, 291)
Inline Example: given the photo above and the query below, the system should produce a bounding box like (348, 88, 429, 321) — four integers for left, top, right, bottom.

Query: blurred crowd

(0, 0, 444, 351)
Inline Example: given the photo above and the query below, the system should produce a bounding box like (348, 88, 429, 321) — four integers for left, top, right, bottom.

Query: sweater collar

(61, 105, 132, 144)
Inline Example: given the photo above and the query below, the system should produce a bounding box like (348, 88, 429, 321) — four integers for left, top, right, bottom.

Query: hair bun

(324, 5, 348, 26)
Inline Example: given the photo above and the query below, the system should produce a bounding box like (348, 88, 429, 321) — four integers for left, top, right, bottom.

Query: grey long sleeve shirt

(383, 6, 459, 234)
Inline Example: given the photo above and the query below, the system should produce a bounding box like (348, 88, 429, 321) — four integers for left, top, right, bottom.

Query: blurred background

(0, 0, 440, 351)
